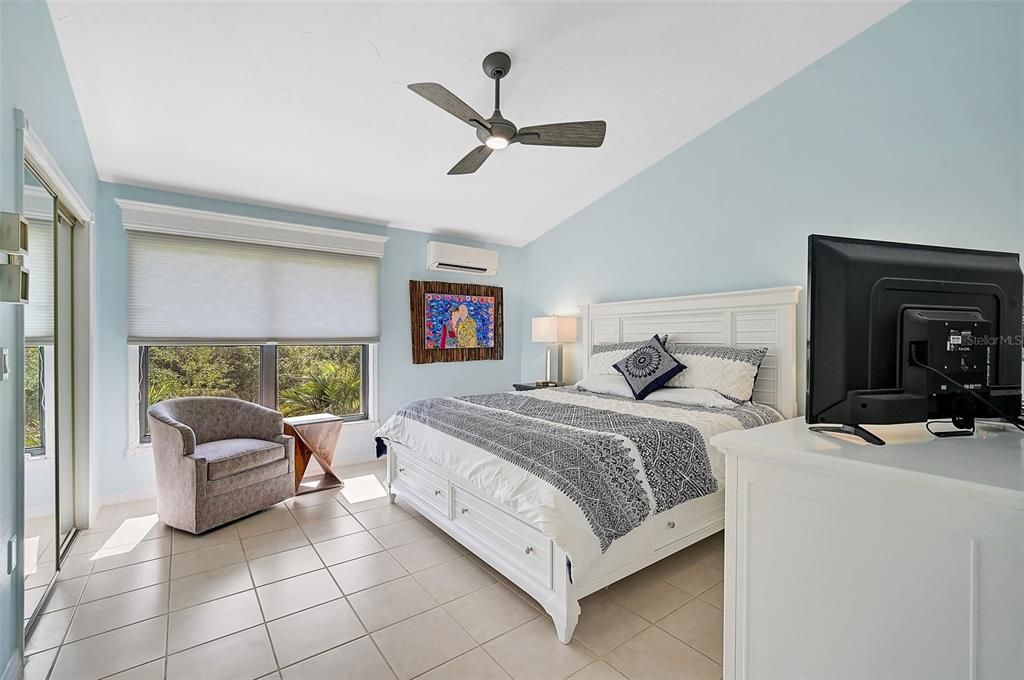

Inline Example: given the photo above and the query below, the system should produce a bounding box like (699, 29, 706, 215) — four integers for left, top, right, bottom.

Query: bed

(377, 286, 800, 643)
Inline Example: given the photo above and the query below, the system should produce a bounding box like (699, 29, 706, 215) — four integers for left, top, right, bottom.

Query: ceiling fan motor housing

(478, 113, 517, 144)
(482, 51, 512, 79)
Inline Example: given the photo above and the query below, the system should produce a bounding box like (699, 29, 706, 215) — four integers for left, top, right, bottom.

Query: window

(139, 344, 367, 443)
(24, 346, 45, 457)
(123, 204, 383, 450)
(144, 345, 261, 404)
(278, 345, 366, 418)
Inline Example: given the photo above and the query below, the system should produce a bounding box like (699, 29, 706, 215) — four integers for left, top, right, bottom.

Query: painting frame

(409, 280, 504, 364)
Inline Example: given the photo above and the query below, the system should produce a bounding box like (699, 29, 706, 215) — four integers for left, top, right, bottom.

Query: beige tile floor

(24, 514, 59, 622)
(25, 461, 725, 680)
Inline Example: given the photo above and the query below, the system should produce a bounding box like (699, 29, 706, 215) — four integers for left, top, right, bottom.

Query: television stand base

(926, 417, 975, 439)
(809, 424, 886, 446)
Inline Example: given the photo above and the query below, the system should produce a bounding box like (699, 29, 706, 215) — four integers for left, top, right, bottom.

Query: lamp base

(545, 344, 563, 386)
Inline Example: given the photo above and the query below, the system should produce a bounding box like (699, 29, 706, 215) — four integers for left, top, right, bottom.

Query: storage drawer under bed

(451, 485, 553, 589)
(392, 452, 451, 519)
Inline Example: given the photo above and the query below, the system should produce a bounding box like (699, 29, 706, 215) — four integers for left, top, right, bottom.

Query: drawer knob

(460, 507, 469, 514)
(398, 467, 406, 473)
(524, 546, 534, 555)
(434, 490, 442, 496)
(666, 521, 676, 529)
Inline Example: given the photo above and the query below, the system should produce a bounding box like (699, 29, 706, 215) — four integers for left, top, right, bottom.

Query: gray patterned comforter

(376, 389, 780, 552)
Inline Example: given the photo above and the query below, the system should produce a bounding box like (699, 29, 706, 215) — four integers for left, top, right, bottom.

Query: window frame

(137, 342, 370, 445)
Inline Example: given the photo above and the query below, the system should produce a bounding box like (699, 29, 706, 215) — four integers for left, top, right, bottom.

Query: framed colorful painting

(409, 280, 504, 363)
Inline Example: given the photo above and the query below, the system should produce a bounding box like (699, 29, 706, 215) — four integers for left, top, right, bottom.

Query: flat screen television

(806, 234, 1023, 445)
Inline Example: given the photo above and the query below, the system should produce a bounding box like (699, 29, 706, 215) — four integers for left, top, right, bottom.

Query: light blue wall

(0, 0, 99, 673)
(378, 229, 523, 419)
(93, 183, 523, 498)
(521, 0, 1024, 391)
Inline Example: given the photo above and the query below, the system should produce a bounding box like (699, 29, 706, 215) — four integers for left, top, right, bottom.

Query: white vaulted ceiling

(49, 1, 903, 245)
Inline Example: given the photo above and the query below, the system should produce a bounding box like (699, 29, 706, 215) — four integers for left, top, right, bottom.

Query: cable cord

(909, 345, 1024, 435)
(925, 420, 972, 437)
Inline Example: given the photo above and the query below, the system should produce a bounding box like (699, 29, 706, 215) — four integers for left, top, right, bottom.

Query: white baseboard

(2, 648, 22, 680)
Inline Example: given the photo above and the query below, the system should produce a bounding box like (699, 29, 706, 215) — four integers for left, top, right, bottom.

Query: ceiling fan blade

(514, 121, 607, 147)
(408, 82, 490, 130)
(448, 146, 493, 175)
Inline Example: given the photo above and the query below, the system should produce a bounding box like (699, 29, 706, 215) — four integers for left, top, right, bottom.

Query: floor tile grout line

(92, 653, 165, 680)
(240, 532, 311, 562)
(49, 578, 274, 655)
(650, 591, 726, 670)
(161, 622, 274, 677)
(478, 645, 511, 680)
(331, 558, 484, 680)
(163, 559, 172, 680)
(475, 615, 569, 677)
(54, 610, 169, 651)
(593, 607, 724, 674)
(73, 560, 172, 607)
(42, 534, 100, 676)
(168, 619, 269, 661)
(242, 530, 285, 672)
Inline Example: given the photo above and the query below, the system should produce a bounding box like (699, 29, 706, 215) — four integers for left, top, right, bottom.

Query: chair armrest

(150, 417, 208, 502)
(148, 410, 196, 455)
(273, 433, 295, 473)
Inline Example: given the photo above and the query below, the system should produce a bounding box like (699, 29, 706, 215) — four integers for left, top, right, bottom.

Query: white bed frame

(386, 286, 801, 643)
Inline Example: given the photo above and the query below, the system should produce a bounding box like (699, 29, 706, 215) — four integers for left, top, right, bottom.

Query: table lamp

(531, 316, 577, 385)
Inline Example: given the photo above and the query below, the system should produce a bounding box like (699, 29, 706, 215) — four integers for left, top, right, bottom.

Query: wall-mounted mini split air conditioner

(426, 241, 498, 277)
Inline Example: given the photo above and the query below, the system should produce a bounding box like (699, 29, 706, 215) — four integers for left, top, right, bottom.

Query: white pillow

(576, 374, 738, 409)
(662, 344, 767, 402)
(575, 373, 634, 399)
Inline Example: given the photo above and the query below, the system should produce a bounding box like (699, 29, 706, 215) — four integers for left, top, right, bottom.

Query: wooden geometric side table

(283, 413, 345, 496)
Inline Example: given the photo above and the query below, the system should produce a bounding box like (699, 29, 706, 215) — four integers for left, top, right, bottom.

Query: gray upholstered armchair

(148, 397, 295, 534)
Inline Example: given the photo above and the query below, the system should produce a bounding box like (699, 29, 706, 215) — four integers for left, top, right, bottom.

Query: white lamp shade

(532, 316, 577, 344)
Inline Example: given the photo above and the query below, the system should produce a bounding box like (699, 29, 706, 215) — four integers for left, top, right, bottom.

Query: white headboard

(581, 286, 802, 418)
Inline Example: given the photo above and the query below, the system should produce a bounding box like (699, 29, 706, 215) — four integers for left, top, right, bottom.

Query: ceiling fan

(409, 51, 607, 175)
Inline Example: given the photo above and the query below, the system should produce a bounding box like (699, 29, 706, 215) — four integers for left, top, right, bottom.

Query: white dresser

(712, 418, 1024, 680)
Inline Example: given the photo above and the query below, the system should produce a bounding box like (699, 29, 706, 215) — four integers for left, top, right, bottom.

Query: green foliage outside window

(25, 346, 42, 451)
(278, 345, 363, 417)
(147, 345, 260, 406)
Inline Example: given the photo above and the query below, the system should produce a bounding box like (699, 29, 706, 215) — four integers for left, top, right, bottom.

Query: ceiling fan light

(485, 135, 509, 150)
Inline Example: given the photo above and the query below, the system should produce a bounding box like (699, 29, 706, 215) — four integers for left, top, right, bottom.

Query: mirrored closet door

(22, 162, 79, 633)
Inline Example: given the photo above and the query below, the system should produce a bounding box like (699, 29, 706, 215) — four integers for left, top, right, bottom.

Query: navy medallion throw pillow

(612, 335, 686, 400)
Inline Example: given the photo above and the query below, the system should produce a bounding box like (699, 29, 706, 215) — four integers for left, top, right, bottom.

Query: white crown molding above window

(115, 198, 389, 257)
(17, 109, 95, 225)
(23, 185, 55, 222)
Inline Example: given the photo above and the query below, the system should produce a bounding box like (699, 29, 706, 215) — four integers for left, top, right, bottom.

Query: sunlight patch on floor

(340, 474, 387, 504)
(91, 514, 159, 560)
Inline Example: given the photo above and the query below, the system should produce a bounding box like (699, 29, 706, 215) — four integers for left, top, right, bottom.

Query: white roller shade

(24, 219, 54, 344)
(127, 231, 380, 344)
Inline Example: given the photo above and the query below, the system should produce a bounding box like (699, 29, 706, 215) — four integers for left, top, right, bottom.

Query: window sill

(25, 454, 54, 467)
(127, 443, 153, 459)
